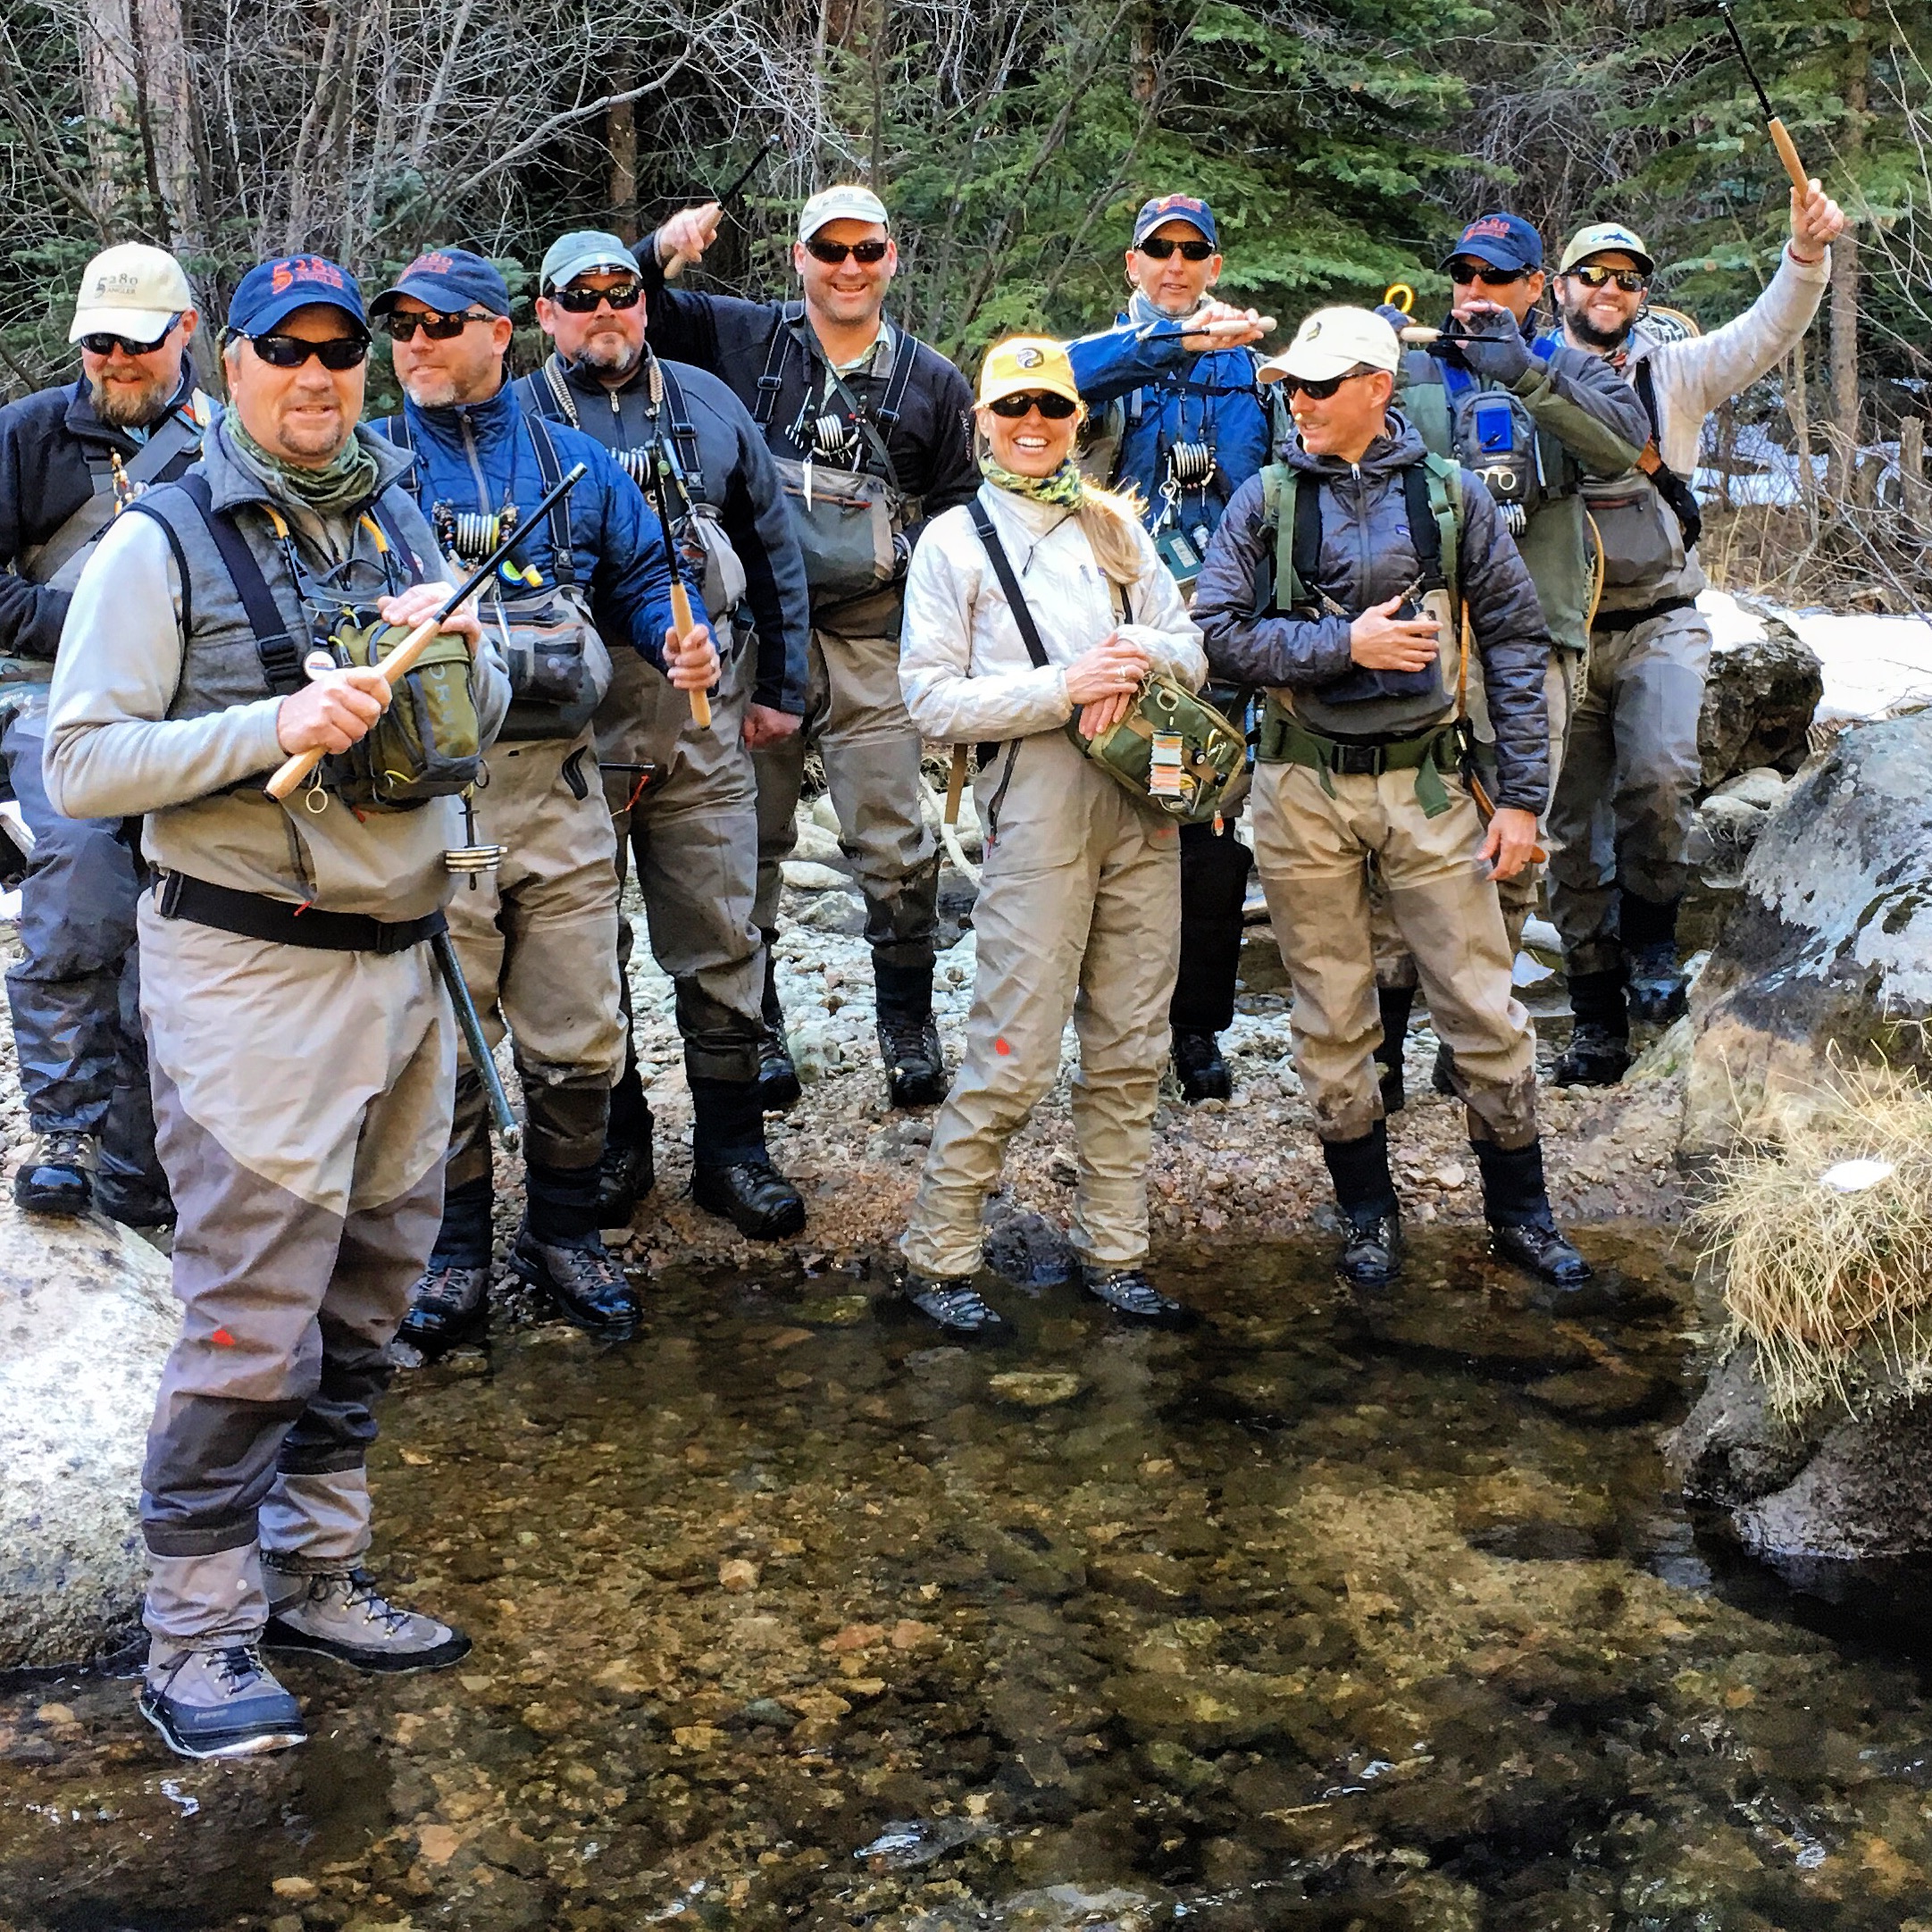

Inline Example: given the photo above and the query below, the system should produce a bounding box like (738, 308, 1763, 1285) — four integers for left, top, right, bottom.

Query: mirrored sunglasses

(238, 332, 370, 370)
(1136, 237, 1215, 261)
(550, 281, 644, 313)
(1566, 263, 1649, 292)
(985, 390, 1079, 419)
(381, 308, 494, 342)
(79, 314, 182, 357)
(803, 238, 891, 265)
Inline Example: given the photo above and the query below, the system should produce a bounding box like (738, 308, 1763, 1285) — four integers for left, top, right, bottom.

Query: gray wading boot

(1080, 1260, 1190, 1326)
(757, 934, 802, 1114)
(1474, 1138, 1593, 1291)
(1172, 1030, 1232, 1104)
(1620, 891, 1689, 1027)
(264, 1565, 471, 1673)
(13, 1127, 92, 1217)
(399, 1174, 493, 1354)
(1323, 1123, 1402, 1288)
(1374, 987, 1415, 1115)
(900, 1268, 1008, 1336)
(512, 1228, 640, 1340)
(140, 1643, 307, 1760)
(1552, 970, 1633, 1087)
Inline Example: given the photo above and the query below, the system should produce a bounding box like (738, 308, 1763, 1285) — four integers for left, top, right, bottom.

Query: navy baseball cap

(370, 247, 512, 319)
(1133, 194, 1217, 249)
(1440, 212, 1543, 274)
(227, 255, 367, 337)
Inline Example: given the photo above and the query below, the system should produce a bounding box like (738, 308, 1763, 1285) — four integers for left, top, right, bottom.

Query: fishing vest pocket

(321, 620, 482, 810)
(773, 457, 906, 606)
(1579, 470, 1685, 590)
(1451, 388, 1544, 535)
(490, 584, 614, 740)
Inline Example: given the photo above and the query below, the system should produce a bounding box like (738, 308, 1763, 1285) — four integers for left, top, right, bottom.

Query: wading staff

(1719, 0, 1815, 196)
(263, 461, 590, 801)
(665, 134, 782, 281)
(643, 455, 715, 730)
(430, 927, 521, 1150)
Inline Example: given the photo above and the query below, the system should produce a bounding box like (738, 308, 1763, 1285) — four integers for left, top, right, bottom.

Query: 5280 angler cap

(227, 255, 368, 337)
(1441, 211, 1543, 273)
(371, 247, 513, 319)
(69, 243, 193, 346)
(799, 185, 891, 240)
(1258, 306, 1401, 386)
(977, 337, 1082, 409)
(1133, 194, 1217, 248)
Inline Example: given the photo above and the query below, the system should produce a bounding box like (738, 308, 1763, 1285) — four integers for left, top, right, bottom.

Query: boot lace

(331, 1570, 414, 1635)
(32, 1129, 89, 1167)
(877, 1013, 939, 1066)
(414, 1263, 483, 1314)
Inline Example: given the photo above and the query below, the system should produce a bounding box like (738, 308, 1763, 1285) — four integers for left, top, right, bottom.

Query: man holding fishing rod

(1543, 47, 1844, 1084)
(41, 254, 514, 1759)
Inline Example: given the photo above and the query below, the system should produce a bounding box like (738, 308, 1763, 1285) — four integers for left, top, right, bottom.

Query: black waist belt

(155, 872, 446, 955)
(1593, 594, 1696, 635)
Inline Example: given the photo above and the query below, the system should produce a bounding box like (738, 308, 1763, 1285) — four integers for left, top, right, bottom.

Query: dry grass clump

(1696, 1065, 1932, 1418)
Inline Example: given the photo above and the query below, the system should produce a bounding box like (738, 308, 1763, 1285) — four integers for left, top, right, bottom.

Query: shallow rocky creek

(6, 1228, 1932, 1931)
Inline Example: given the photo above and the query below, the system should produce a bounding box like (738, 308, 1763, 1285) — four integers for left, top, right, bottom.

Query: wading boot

(397, 1262, 489, 1354)
(13, 1128, 91, 1216)
(598, 1076, 656, 1227)
(757, 935, 802, 1114)
(690, 1076, 807, 1239)
(1474, 1138, 1593, 1291)
(511, 1228, 639, 1340)
(94, 1170, 176, 1230)
(1374, 987, 1415, 1115)
(1551, 969, 1631, 1087)
(1080, 1260, 1190, 1326)
(264, 1565, 470, 1673)
(1172, 1029, 1233, 1104)
(140, 1643, 305, 1761)
(901, 1269, 1008, 1335)
(1323, 1123, 1403, 1288)
(1619, 891, 1688, 1026)
(877, 1011, 947, 1108)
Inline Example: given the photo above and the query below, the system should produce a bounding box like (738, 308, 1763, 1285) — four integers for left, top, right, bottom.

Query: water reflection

(6, 1227, 1932, 1929)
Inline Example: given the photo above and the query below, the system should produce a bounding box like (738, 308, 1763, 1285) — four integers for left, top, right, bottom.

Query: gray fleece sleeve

(43, 511, 288, 818)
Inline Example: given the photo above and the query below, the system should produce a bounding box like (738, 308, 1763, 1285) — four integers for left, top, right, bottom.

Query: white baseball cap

(70, 242, 193, 346)
(799, 185, 891, 241)
(1258, 305, 1401, 386)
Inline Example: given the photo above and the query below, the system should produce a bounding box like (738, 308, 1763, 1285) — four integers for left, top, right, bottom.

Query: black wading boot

(1473, 1137, 1593, 1290)
(398, 1175, 492, 1356)
(1374, 986, 1415, 1115)
(598, 1067, 657, 1227)
(1552, 969, 1632, 1087)
(757, 933, 802, 1114)
(689, 1076, 807, 1240)
(1323, 1122, 1403, 1288)
(13, 1127, 91, 1216)
(1621, 891, 1688, 1026)
(514, 1159, 639, 1339)
(1172, 1029, 1233, 1103)
(875, 961, 948, 1108)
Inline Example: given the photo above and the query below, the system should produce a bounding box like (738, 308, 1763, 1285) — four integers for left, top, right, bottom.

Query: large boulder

(1698, 615, 1824, 788)
(0, 1206, 177, 1667)
(1681, 714, 1932, 1162)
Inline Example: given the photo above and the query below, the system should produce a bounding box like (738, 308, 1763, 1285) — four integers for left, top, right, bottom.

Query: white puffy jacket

(899, 481, 1205, 745)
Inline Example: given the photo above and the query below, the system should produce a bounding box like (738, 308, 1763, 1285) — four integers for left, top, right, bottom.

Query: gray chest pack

(1401, 347, 1561, 538)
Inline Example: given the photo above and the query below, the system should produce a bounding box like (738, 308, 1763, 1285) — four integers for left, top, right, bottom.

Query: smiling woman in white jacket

(895, 336, 1207, 1334)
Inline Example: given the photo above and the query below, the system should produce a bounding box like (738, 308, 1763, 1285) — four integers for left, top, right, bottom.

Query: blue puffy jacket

(1066, 315, 1276, 542)
(376, 383, 700, 679)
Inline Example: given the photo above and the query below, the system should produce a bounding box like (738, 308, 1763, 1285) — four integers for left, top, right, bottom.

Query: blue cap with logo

(371, 247, 513, 320)
(1440, 212, 1543, 274)
(1133, 194, 1217, 249)
(227, 255, 367, 338)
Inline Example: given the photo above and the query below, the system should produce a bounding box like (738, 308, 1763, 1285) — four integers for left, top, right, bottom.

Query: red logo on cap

(270, 255, 347, 295)
(407, 252, 456, 277)
(1463, 216, 1514, 243)
(1149, 194, 1208, 216)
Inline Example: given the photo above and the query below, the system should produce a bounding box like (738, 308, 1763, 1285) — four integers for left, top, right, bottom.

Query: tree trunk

(1827, 0, 1869, 501)
(607, 55, 638, 242)
(1902, 417, 1929, 542)
(79, 0, 196, 247)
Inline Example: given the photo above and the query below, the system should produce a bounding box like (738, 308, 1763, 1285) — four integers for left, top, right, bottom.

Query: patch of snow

(1700, 589, 1932, 723)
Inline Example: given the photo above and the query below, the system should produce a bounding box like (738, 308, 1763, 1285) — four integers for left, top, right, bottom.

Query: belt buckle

(1334, 744, 1380, 777)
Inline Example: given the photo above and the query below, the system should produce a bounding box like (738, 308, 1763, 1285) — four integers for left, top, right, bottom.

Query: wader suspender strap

(20, 406, 205, 586)
(524, 414, 579, 590)
(1631, 359, 1703, 551)
(754, 305, 914, 489)
(655, 362, 707, 505)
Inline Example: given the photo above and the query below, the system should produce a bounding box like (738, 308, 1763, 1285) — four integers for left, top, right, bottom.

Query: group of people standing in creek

(0, 165, 1844, 1759)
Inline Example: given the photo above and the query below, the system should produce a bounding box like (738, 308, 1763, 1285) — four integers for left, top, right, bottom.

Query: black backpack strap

(1291, 470, 1323, 610)
(966, 498, 1050, 671)
(875, 329, 918, 431)
(753, 306, 802, 427)
(1401, 462, 1446, 590)
(524, 413, 579, 589)
(145, 474, 305, 695)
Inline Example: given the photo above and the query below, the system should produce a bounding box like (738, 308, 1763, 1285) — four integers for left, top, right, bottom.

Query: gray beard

(88, 372, 174, 428)
(573, 334, 642, 381)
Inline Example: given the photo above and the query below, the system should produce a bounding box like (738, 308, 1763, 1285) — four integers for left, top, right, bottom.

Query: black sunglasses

(803, 238, 891, 265)
(382, 308, 495, 342)
(1278, 369, 1372, 401)
(549, 280, 644, 313)
(1565, 263, 1649, 293)
(238, 331, 370, 370)
(985, 390, 1079, 420)
(79, 314, 182, 358)
(1447, 260, 1529, 286)
(1136, 237, 1215, 262)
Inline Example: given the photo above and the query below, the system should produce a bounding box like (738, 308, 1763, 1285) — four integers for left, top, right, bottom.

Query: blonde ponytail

(1077, 481, 1148, 588)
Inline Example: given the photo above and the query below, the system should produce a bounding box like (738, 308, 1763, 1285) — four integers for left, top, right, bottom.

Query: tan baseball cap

(1259, 306, 1401, 386)
(1558, 222, 1655, 276)
(799, 185, 891, 240)
(70, 242, 193, 345)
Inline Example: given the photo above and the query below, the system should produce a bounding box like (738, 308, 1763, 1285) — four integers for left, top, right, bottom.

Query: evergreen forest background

(2, 0, 1929, 596)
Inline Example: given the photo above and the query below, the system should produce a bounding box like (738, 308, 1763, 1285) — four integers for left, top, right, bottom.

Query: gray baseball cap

(539, 230, 639, 293)
(798, 185, 890, 240)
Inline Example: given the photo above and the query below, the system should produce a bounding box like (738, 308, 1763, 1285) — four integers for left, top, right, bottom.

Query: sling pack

(1401, 342, 1560, 539)
(381, 408, 613, 739)
(1577, 357, 1702, 593)
(966, 498, 1243, 824)
(755, 307, 920, 610)
(127, 473, 481, 810)
(1258, 454, 1465, 711)
(19, 399, 208, 591)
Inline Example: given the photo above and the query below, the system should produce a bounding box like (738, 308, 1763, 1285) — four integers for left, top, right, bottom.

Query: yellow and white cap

(1258, 306, 1401, 386)
(976, 337, 1081, 409)
(70, 242, 193, 345)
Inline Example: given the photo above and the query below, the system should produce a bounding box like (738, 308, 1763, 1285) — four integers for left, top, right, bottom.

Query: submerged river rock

(7, 1229, 1932, 1929)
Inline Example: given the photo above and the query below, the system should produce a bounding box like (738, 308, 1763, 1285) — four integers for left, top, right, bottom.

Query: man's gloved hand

(1439, 303, 1534, 386)
(1374, 303, 1412, 334)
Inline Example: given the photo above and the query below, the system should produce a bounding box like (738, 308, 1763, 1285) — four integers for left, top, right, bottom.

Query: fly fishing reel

(810, 414, 859, 464)
(1165, 439, 1217, 490)
(433, 502, 519, 565)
